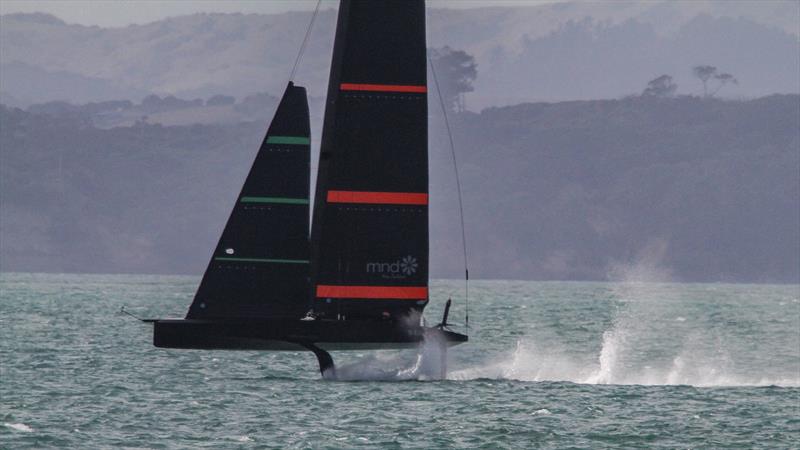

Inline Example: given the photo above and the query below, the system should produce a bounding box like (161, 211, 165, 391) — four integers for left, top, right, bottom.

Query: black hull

(153, 319, 467, 351)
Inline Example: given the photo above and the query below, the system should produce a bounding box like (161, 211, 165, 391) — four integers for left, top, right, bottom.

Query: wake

(450, 267, 799, 388)
(318, 332, 799, 386)
(443, 245, 797, 388)
(447, 336, 800, 387)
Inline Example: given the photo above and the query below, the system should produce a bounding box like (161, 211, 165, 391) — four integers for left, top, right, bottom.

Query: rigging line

(428, 53, 470, 332)
(288, 0, 323, 82)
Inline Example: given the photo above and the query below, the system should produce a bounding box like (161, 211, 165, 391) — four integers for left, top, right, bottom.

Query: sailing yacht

(151, 0, 468, 377)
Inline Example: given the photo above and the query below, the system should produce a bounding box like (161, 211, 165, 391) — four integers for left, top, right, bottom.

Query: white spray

(450, 239, 800, 387)
(323, 333, 448, 382)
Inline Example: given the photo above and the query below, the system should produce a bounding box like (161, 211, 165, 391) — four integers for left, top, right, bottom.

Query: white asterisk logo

(400, 255, 418, 275)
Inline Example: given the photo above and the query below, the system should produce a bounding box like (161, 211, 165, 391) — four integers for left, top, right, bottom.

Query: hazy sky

(0, 0, 560, 27)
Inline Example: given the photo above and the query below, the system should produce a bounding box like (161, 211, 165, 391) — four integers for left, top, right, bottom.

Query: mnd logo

(400, 255, 418, 275)
(367, 256, 419, 279)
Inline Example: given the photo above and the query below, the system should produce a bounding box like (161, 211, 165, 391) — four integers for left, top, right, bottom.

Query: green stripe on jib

(266, 135, 310, 145)
(214, 257, 309, 264)
(240, 196, 309, 205)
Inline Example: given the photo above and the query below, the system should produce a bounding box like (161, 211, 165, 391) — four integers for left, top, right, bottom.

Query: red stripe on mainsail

(316, 285, 428, 299)
(327, 190, 428, 205)
(340, 83, 427, 93)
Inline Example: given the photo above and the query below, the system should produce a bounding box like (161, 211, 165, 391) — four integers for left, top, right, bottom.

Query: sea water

(1, 273, 798, 448)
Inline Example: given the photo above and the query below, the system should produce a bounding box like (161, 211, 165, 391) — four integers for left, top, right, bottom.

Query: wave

(4, 422, 33, 433)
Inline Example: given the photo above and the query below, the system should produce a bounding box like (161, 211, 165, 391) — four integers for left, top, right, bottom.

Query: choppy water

(1, 273, 798, 448)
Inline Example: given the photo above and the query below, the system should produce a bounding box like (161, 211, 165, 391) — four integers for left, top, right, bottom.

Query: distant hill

(436, 95, 799, 282)
(21, 91, 287, 128)
(2, 95, 797, 282)
(1, 1, 798, 107)
(0, 61, 149, 106)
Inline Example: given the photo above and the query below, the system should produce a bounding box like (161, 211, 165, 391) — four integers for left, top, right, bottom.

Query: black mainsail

(187, 82, 310, 320)
(311, 0, 429, 321)
(150, 0, 467, 376)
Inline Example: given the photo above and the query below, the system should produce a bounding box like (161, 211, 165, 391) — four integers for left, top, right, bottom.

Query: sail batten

(326, 191, 428, 205)
(265, 136, 310, 145)
(316, 285, 428, 300)
(340, 83, 427, 93)
(214, 257, 310, 264)
(240, 196, 309, 205)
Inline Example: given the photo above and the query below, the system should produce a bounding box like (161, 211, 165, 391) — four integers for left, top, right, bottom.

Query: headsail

(310, 0, 429, 321)
(187, 82, 311, 319)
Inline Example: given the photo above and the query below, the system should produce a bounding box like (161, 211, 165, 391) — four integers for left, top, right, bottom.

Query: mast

(187, 82, 311, 319)
(310, 0, 429, 321)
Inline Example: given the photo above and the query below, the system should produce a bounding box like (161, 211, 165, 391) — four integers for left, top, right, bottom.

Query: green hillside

(2, 94, 798, 282)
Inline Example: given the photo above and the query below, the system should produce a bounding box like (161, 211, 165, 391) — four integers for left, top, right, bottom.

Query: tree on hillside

(710, 72, 738, 96)
(429, 46, 477, 113)
(693, 65, 717, 96)
(692, 65, 738, 97)
(642, 75, 677, 97)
